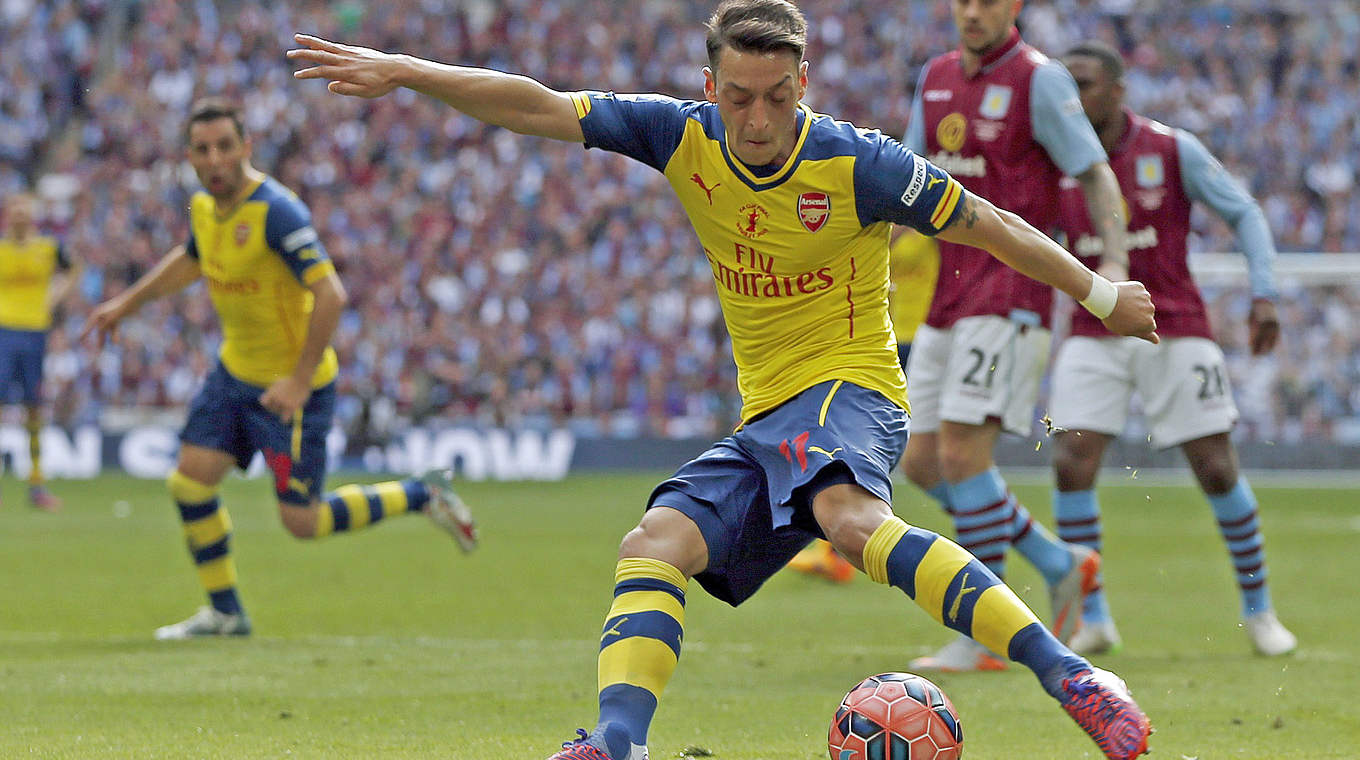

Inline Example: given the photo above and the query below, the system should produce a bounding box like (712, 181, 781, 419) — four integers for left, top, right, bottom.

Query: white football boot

(422, 468, 479, 552)
(1245, 610, 1297, 656)
(909, 634, 1008, 672)
(1068, 619, 1123, 656)
(154, 606, 251, 640)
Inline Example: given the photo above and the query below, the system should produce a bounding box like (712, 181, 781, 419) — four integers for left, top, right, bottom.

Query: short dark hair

(185, 97, 245, 141)
(1065, 40, 1125, 82)
(705, 0, 807, 71)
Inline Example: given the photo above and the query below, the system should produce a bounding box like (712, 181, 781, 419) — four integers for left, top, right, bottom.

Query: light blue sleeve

(1029, 61, 1107, 177)
(903, 64, 929, 154)
(1176, 130, 1278, 299)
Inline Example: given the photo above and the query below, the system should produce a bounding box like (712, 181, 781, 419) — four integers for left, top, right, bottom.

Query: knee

(1195, 457, 1238, 495)
(936, 441, 986, 484)
(1053, 435, 1099, 492)
(617, 507, 707, 577)
(901, 450, 937, 490)
(279, 503, 318, 539)
(814, 485, 890, 564)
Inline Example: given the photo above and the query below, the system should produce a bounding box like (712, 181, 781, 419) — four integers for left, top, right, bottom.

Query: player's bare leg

(1053, 429, 1121, 655)
(1182, 433, 1295, 655)
(156, 445, 250, 640)
(551, 507, 705, 760)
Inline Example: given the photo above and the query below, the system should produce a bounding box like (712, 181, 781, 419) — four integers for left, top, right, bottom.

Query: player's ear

(703, 66, 717, 103)
(798, 60, 809, 100)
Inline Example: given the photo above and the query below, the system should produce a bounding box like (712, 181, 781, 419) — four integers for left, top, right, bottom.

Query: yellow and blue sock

(313, 479, 431, 537)
(1209, 478, 1272, 617)
(865, 516, 1084, 698)
(25, 413, 42, 486)
(1053, 488, 1111, 623)
(594, 558, 687, 757)
(168, 470, 241, 616)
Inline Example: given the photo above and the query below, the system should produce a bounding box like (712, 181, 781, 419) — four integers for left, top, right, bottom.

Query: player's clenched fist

(1102, 280, 1158, 344)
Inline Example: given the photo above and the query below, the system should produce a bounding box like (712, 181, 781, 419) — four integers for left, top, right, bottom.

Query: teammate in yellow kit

(83, 99, 478, 639)
(0, 192, 80, 511)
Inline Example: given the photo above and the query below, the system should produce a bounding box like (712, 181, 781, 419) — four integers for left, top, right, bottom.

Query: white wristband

(1080, 274, 1119, 319)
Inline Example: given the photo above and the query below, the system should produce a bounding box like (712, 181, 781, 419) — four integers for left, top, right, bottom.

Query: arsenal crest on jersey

(797, 192, 830, 233)
(234, 222, 251, 247)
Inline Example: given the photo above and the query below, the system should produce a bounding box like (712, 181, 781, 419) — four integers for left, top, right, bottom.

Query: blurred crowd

(4, 0, 1359, 445)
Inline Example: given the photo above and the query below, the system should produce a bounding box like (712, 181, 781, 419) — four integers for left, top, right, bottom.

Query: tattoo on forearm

(961, 197, 979, 229)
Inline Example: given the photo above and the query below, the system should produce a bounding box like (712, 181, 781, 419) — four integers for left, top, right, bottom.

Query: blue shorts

(180, 361, 335, 505)
(648, 380, 909, 606)
(0, 327, 47, 405)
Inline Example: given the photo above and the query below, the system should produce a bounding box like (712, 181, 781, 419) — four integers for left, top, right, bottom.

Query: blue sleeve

(1030, 61, 1107, 177)
(854, 132, 966, 234)
(576, 91, 689, 172)
(1176, 130, 1278, 299)
(265, 195, 332, 285)
(903, 65, 929, 154)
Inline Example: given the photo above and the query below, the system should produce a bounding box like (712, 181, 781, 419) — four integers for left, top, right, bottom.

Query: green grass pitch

(1, 472, 1355, 758)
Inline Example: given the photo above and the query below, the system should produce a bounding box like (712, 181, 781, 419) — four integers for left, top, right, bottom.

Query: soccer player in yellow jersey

(82, 99, 478, 640)
(0, 192, 79, 511)
(290, 2, 1156, 757)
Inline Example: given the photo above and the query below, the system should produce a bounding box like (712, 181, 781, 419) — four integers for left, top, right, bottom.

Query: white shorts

(1048, 335, 1239, 449)
(907, 315, 1052, 436)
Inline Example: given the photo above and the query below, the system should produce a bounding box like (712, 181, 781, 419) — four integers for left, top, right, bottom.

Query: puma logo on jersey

(808, 446, 843, 459)
(690, 173, 721, 204)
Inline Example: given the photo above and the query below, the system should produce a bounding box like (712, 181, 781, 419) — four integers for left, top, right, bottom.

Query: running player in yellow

(0, 191, 79, 511)
(289, 2, 1156, 757)
(82, 99, 478, 639)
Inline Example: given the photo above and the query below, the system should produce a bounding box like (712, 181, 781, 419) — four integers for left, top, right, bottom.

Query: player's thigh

(0, 343, 17, 404)
(905, 324, 950, 433)
(938, 315, 1051, 436)
(647, 439, 797, 605)
(1047, 336, 1135, 436)
(179, 363, 254, 475)
(13, 331, 45, 404)
(244, 382, 336, 506)
(1135, 338, 1238, 449)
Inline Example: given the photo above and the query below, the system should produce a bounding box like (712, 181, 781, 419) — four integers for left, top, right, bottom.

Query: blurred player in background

(1050, 40, 1296, 657)
(82, 99, 478, 640)
(787, 229, 937, 584)
(0, 191, 79, 511)
(899, 0, 1128, 672)
(290, 1, 1159, 757)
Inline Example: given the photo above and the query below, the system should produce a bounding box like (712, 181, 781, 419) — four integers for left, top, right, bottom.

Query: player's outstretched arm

(1075, 162, 1130, 282)
(287, 34, 584, 143)
(936, 193, 1158, 343)
(79, 245, 200, 346)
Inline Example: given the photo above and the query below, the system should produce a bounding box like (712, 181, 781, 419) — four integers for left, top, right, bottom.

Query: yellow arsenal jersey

(574, 92, 966, 422)
(0, 234, 68, 331)
(185, 176, 338, 388)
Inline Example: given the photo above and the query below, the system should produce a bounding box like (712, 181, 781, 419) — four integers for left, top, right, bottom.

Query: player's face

(2, 195, 36, 236)
(187, 117, 251, 202)
(704, 47, 808, 167)
(1065, 55, 1123, 131)
(951, 0, 1022, 56)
